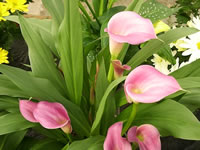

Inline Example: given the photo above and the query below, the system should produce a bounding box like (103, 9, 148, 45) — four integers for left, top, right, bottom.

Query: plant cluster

(0, 0, 200, 150)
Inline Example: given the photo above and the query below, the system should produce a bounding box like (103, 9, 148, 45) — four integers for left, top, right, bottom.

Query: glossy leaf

(18, 15, 66, 96)
(170, 59, 200, 79)
(58, 0, 83, 105)
(6, 15, 57, 57)
(179, 88, 200, 112)
(0, 113, 35, 135)
(0, 75, 28, 98)
(91, 76, 126, 135)
(117, 100, 200, 140)
(67, 136, 104, 150)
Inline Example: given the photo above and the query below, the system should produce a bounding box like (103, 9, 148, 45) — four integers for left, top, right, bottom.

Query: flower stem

(107, 0, 114, 9)
(122, 103, 137, 135)
(99, 0, 104, 16)
(126, 0, 139, 11)
(107, 55, 116, 82)
(66, 134, 72, 143)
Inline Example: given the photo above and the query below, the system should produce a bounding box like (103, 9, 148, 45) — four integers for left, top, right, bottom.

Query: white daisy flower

(187, 16, 200, 30)
(180, 32, 200, 62)
(151, 54, 170, 75)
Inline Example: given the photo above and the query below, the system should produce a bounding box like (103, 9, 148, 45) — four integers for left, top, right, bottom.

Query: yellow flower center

(131, 88, 142, 94)
(197, 42, 200, 50)
(137, 134, 144, 141)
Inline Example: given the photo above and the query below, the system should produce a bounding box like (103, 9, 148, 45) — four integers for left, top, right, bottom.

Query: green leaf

(18, 15, 66, 96)
(42, 0, 64, 26)
(0, 65, 90, 137)
(179, 88, 200, 112)
(92, 0, 100, 17)
(127, 27, 199, 70)
(170, 59, 200, 79)
(33, 126, 68, 143)
(139, 0, 178, 23)
(18, 138, 64, 150)
(0, 75, 29, 98)
(0, 130, 27, 150)
(31, 139, 64, 150)
(95, 59, 109, 110)
(126, 0, 145, 13)
(95, 60, 116, 134)
(157, 45, 176, 65)
(127, 39, 164, 69)
(67, 136, 104, 150)
(0, 113, 35, 135)
(118, 100, 200, 140)
(91, 76, 126, 135)
(0, 96, 19, 111)
(6, 15, 58, 57)
(178, 77, 200, 89)
(58, 0, 83, 105)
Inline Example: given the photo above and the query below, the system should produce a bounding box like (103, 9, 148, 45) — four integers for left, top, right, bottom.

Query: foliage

(175, 0, 200, 24)
(0, 0, 200, 149)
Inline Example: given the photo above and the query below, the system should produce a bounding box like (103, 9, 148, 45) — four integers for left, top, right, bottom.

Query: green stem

(107, 0, 114, 9)
(99, 0, 104, 16)
(85, 0, 101, 26)
(122, 103, 137, 135)
(125, 0, 139, 11)
(79, 2, 92, 22)
(66, 134, 72, 143)
(107, 55, 116, 82)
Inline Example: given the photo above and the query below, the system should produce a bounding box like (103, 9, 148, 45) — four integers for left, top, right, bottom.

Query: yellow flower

(0, 2, 10, 21)
(6, 0, 28, 13)
(153, 21, 170, 34)
(0, 48, 9, 64)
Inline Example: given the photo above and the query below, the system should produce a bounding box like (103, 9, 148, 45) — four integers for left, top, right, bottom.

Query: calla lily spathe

(127, 124, 161, 150)
(124, 65, 181, 103)
(19, 100, 72, 133)
(104, 122, 132, 150)
(105, 11, 156, 57)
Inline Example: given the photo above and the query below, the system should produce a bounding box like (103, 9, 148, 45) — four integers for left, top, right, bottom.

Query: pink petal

(128, 124, 161, 150)
(112, 60, 131, 79)
(104, 122, 132, 150)
(106, 11, 156, 45)
(33, 101, 70, 129)
(19, 100, 38, 122)
(127, 126, 138, 143)
(124, 65, 181, 103)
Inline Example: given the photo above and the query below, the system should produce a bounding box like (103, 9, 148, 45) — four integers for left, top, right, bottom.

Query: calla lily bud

(127, 124, 161, 150)
(104, 122, 132, 150)
(112, 60, 131, 79)
(19, 100, 72, 133)
(124, 65, 181, 103)
(105, 11, 156, 57)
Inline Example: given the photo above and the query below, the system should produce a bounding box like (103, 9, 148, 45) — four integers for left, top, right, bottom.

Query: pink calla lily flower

(124, 65, 181, 103)
(112, 60, 131, 79)
(127, 124, 161, 150)
(105, 11, 156, 57)
(19, 100, 72, 133)
(104, 122, 132, 150)
(19, 100, 38, 122)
